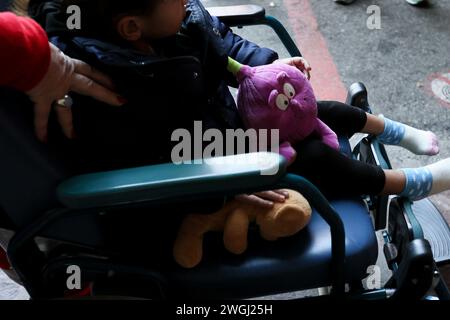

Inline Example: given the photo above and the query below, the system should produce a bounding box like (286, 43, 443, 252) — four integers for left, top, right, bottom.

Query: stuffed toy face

(234, 61, 318, 143)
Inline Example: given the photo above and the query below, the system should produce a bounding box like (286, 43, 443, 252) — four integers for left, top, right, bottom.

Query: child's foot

(378, 115, 439, 156)
(400, 158, 450, 200)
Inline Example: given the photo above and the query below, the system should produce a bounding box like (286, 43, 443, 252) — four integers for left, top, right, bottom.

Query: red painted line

(424, 70, 450, 108)
(282, 0, 347, 102)
(435, 75, 450, 86)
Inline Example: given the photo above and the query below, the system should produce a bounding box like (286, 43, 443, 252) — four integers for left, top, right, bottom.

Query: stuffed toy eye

(276, 94, 290, 111)
(283, 83, 296, 98)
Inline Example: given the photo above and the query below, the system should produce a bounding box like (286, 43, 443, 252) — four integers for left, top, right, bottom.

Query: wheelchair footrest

(412, 199, 450, 265)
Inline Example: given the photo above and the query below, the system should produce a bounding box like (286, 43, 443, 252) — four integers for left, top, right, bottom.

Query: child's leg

(383, 158, 450, 200)
(362, 114, 439, 156)
(317, 101, 439, 156)
(290, 139, 387, 197)
(317, 101, 368, 137)
(290, 139, 450, 200)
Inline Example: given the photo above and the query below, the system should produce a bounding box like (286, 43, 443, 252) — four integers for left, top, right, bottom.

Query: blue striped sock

(378, 116, 406, 145)
(399, 168, 433, 200)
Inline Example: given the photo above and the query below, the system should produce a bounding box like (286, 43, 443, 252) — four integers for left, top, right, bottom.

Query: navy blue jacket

(29, 0, 280, 172)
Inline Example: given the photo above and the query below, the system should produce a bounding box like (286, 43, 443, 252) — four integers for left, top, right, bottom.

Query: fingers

(55, 106, 75, 139)
(235, 195, 274, 209)
(272, 189, 290, 198)
(301, 58, 312, 80)
(299, 58, 312, 71)
(254, 191, 287, 203)
(274, 57, 312, 80)
(305, 69, 311, 80)
(33, 99, 52, 142)
(29, 46, 125, 141)
(293, 57, 312, 80)
(71, 73, 125, 106)
(72, 59, 116, 90)
(235, 189, 290, 209)
(34, 99, 76, 141)
(273, 58, 293, 67)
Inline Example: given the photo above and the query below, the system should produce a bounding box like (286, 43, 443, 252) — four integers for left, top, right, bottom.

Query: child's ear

(116, 16, 143, 41)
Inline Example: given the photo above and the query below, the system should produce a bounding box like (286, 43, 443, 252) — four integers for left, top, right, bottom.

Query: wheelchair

(1, 4, 450, 300)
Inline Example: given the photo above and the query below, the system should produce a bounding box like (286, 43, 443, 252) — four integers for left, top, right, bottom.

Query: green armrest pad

(57, 153, 287, 209)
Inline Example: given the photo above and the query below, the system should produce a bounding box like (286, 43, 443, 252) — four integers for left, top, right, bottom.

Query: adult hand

(274, 57, 312, 80)
(26, 43, 126, 142)
(235, 190, 290, 209)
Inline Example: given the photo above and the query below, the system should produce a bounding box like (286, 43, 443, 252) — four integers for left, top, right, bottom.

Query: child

(28, 0, 450, 202)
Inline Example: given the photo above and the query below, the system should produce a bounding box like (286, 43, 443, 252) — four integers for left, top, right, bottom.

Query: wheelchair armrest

(206, 5, 266, 26)
(57, 153, 287, 209)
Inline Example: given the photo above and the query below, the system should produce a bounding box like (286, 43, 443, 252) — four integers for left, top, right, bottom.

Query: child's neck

(131, 39, 155, 55)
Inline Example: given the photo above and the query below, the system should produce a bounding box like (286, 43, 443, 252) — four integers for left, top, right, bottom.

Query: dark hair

(10, 0, 30, 16)
(63, 0, 162, 39)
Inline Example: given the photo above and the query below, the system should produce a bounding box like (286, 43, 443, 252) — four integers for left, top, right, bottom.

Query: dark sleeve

(213, 16, 279, 66)
(211, 15, 279, 87)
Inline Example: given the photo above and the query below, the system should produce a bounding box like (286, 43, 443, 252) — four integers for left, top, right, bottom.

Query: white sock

(378, 115, 440, 156)
(427, 158, 450, 196)
(400, 158, 450, 200)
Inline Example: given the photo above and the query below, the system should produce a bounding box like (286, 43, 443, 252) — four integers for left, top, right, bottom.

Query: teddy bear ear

(276, 71, 290, 84)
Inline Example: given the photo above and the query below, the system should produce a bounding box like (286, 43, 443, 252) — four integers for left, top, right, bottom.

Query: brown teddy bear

(173, 189, 312, 268)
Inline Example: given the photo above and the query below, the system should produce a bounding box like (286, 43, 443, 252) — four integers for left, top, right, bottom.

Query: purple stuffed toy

(227, 57, 339, 164)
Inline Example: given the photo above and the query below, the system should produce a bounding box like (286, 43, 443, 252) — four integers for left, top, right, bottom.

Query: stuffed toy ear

(276, 71, 290, 84)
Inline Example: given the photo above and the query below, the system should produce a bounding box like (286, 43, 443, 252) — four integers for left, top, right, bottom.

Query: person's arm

(0, 12, 51, 91)
(210, 16, 312, 84)
(210, 15, 279, 87)
(212, 16, 279, 67)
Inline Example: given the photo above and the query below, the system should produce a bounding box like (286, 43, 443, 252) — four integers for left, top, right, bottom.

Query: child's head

(64, 0, 187, 42)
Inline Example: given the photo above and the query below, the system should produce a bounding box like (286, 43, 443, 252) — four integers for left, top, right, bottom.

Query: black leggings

(288, 101, 386, 198)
